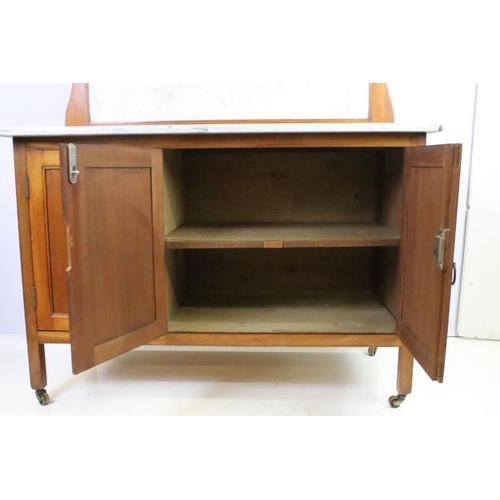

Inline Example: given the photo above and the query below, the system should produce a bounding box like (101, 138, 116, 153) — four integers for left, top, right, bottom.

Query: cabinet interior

(164, 148, 405, 334)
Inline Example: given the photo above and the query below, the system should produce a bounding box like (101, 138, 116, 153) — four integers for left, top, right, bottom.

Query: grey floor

(0, 334, 498, 416)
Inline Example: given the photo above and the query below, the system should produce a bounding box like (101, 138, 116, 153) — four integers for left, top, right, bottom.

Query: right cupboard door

(398, 144, 461, 382)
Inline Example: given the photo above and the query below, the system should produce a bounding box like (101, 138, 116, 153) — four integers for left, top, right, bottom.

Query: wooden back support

(65, 83, 394, 127)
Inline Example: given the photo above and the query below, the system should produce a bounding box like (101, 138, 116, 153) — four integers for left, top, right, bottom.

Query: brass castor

(388, 394, 406, 409)
(368, 347, 378, 357)
(35, 390, 50, 406)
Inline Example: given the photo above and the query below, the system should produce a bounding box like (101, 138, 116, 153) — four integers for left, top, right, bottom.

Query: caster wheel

(368, 347, 378, 357)
(35, 390, 50, 406)
(389, 394, 406, 409)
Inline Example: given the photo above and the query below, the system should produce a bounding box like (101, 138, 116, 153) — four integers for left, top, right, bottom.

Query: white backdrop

(458, 84, 500, 339)
(390, 83, 477, 341)
(0, 83, 476, 335)
(0, 84, 72, 334)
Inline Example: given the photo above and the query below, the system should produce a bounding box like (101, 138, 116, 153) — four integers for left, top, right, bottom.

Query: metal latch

(434, 228, 449, 271)
(68, 144, 79, 184)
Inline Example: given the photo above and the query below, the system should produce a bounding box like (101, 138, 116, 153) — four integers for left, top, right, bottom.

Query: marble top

(0, 123, 442, 138)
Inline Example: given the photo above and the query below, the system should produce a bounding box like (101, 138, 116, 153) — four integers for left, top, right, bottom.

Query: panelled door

(27, 149, 69, 332)
(398, 144, 461, 382)
(60, 144, 167, 375)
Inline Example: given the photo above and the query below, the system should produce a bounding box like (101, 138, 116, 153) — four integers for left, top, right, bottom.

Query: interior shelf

(168, 294, 396, 334)
(165, 222, 400, 249)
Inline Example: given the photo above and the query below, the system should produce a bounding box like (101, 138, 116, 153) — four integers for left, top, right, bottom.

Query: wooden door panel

(398, 145, 461, 382)
(27, 150, 69, 331)
(60, 145, 166, 374)
(45, 168, 68, 314)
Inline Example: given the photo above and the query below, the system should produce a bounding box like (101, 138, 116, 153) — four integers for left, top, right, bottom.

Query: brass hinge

(68, 144, 79, 184)
(434, 228, 450, 271)
(32, 286, 37, 308)
(25, 176, 30, 199)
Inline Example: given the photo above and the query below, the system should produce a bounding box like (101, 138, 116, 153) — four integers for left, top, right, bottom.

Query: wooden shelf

(168, 295, 396, 334)
(165, 222, 400, 249)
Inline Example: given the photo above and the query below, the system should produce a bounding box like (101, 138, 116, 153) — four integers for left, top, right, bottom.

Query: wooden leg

(397, 346, 414, 396)
(388, 347, 414, 408)
(26, 335, 47, 391)
(27, 336, 51, 405)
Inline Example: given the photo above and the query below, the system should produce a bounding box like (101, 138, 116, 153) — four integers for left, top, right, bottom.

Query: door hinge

(68, 144, 79, 185)
(32, 286, 37, 309)
(25, 176, 30, 198)
(434, 228, 450, 271)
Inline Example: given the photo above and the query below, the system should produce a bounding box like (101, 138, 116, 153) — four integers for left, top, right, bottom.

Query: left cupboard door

(59, 144, 167, 375)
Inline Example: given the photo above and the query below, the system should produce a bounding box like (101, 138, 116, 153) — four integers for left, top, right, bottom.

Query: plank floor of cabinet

(168, 295, 396, 334)
(1, 335, 497, 416)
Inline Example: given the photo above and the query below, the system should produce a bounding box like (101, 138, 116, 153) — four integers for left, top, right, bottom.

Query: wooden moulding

(20, 134, 427, 149)
(36, 329, 402, 349)
(36, 331, 403, 349)
(38, 331, 70, 344)
(65, 83, 395, 126)
(149, 333, 402, 348)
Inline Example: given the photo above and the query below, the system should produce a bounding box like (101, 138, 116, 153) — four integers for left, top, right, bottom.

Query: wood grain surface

(60, 144, 167, 374)
(169, 294, 396, 335)
(166, 222, 401, 249)
(397, 144, 461, 382)
(27, 150, 69, 331)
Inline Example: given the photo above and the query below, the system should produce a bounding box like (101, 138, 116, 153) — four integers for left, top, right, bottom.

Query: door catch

(68, 144, 79, 184)
(434, 228, 449, 271)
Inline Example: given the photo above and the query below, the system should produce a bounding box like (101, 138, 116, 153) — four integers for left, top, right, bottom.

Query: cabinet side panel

(163, 151, 185, 331)
(378, 149, 404, 317)
(166, 249, 185, 320)
(378, 247, 400, 318)
(164, 150, 185, 234)
(14, 142, 47, 389)
(381, 149, 404, 232)
(27, 149, 70, 331)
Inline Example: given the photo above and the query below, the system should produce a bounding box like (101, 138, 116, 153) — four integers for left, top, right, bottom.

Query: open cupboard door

(60, 144, 167, 375)
(398, 144, 461, 382)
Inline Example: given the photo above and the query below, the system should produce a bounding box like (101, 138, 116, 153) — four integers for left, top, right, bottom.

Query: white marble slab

(0, 123, 442, 138)
(88, 83, 371, 123)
